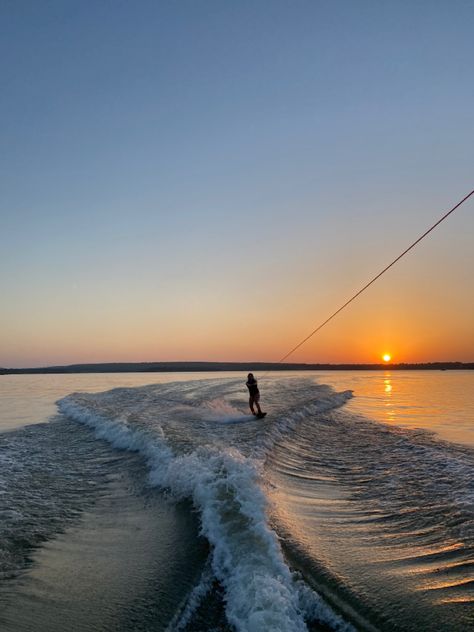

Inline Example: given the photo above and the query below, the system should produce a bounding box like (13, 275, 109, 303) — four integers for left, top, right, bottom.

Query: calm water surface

(316, 370, 474, 446)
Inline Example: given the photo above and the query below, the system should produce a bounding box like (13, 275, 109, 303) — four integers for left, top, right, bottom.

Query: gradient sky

(1, 1, 473, 368)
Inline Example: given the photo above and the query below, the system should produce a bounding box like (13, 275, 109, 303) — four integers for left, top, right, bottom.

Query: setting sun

(382, 354, 392, 362)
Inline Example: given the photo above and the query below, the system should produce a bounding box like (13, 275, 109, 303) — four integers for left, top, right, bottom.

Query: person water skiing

(246, 373, 263, 416)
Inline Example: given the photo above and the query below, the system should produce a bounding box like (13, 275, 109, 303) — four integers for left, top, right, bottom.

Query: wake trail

(57, 379, 354, 632)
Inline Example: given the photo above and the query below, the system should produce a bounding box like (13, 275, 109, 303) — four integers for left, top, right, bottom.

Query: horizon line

(2, 360, 473, 374)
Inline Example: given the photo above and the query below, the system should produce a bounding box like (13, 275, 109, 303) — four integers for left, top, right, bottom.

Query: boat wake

(57, 379, 353, 632)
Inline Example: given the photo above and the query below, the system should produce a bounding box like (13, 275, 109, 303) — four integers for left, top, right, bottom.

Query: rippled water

(0, 371, 472, 631)
(316, 370, 474, 446)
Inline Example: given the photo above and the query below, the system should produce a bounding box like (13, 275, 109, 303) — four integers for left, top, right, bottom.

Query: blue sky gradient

(1, 1, 473, 366)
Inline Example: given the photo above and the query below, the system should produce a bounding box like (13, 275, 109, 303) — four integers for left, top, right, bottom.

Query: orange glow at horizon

(1, 258, 473, 368)
(1, 4, 474, 373)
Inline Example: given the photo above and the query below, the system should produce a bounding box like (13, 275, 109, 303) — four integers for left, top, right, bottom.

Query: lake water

(0, 371, 472, 631)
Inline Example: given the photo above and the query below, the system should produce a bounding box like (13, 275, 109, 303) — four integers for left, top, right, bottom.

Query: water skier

(246, 373, 265, 417)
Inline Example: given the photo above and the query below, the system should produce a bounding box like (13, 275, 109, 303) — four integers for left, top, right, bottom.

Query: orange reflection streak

(383, 373, 396, 422)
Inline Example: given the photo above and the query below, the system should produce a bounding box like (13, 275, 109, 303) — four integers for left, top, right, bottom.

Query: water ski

(255, 412, 267, 419)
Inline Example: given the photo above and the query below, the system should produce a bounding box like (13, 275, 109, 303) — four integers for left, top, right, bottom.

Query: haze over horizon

(2, 360, 473, 373)
(2, 2, 473, 369)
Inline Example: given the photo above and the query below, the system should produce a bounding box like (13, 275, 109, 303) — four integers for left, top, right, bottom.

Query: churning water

(0, 371, 472, 631)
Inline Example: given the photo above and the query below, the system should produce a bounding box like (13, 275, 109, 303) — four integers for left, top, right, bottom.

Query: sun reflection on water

(383, 373, 396, 422)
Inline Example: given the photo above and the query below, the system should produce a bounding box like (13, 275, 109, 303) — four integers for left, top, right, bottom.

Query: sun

(382, 354, 392, 362)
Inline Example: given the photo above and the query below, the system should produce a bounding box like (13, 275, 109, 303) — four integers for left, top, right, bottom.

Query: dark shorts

(249, 393, 260, 403)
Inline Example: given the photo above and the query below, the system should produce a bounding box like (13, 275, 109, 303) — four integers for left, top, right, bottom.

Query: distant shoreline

(1, 361, 473, 375)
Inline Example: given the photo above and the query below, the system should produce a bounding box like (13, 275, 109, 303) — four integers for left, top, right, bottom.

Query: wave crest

(57, 389, 352, 632)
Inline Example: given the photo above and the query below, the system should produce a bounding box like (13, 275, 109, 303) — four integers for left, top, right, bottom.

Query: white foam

(201, 398, 252, 424)
(58, 393, 354, 632)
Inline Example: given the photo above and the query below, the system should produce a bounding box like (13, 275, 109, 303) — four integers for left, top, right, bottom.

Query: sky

(1, 1, 473, 368)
